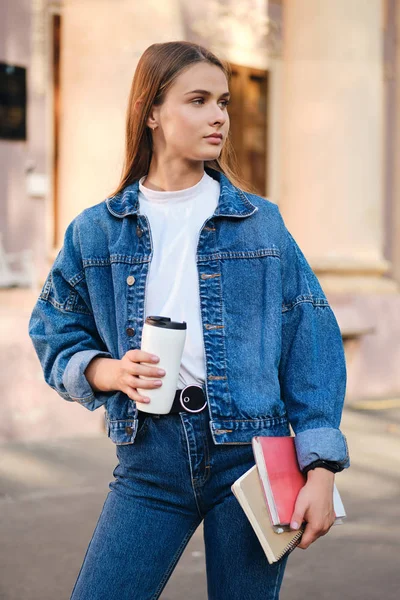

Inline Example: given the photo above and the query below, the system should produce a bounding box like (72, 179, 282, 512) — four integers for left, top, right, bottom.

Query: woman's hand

(290, 468, 336, 549)
(115, 349, 166, 404)
(84, 350, 165, 404)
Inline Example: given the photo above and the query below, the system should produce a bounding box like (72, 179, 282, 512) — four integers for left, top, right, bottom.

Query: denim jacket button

(136, 226, 143, 237)
(125, 426, 133, 435)
(126, 327, 135, 337)
(126, 275, 135, 286)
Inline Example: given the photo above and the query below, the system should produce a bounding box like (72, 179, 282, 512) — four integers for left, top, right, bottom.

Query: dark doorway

(228, 64, 269, 196)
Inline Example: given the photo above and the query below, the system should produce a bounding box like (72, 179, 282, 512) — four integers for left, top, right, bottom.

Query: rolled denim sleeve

(28, 218, 114, 411)
(276, 208, 350, 472)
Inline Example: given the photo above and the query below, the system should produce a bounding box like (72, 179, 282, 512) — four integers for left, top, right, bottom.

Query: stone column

(392, 0, 400, 284)
(280, 0, 396, 293)
(58, 0, 185, 241)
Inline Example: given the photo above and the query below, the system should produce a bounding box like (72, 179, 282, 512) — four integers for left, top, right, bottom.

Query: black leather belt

(167, 384, 208, 414)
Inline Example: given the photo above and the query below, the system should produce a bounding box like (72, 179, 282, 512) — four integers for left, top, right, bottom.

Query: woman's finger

(132, 363, 166, 378)
(132, 376, 163, 389)
(297, 521, 331, 549)
(125, 387, 150, 403)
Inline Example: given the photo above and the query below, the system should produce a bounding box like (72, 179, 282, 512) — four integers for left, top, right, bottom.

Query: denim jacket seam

(276, 205, 329, 311)
(39, 273, 53, 300)
(69, 270, 86, 287)
(197, 248, 280, 261)
(105, 416, 137, 423)
(38, 294, 93, 316)
(214, 416, 287, 423)
(69, 290, 92, 315)
(282, 295, 330, 313)
(48, 383, 72, 401)
(288, 232, 312, 296)
(83, 255, 151, 267)
(70, 392, 96, 402)
(38, 295, 69, 313)
(216, 257, 231, 407)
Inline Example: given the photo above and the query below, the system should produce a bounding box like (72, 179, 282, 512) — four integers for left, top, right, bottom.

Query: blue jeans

(70, 409, 289, 599)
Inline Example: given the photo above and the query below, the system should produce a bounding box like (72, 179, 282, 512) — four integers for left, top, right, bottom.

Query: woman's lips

(205, 136, 223, 144)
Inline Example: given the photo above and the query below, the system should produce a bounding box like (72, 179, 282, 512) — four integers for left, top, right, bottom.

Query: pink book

(251, 436, 346, 527)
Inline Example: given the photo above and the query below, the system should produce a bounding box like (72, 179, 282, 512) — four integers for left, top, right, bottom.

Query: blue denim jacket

(28, 167, 350, 471)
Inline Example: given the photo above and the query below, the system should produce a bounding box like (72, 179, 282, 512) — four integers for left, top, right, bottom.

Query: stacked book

(231, 436, 346, 564)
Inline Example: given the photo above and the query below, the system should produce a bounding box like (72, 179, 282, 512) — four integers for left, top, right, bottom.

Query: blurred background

(0, 1, 399, 598)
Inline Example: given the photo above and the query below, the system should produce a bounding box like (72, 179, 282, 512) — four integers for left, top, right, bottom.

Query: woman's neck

(144, 161, 205, 192)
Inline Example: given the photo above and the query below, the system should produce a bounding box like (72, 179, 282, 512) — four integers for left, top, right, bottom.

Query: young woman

(29, 41, 350, 599)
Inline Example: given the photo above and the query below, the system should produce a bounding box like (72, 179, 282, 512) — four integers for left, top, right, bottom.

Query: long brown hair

(110, 41, 257, 197)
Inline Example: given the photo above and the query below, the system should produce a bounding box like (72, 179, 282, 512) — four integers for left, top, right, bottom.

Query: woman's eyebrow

(184, 89, 230, 97)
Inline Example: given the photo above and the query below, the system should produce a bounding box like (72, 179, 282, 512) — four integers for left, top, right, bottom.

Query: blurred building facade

(1, 0, 400, 442)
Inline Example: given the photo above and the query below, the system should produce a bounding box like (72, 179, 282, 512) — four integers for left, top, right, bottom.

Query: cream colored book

(231, 464, 305, 564)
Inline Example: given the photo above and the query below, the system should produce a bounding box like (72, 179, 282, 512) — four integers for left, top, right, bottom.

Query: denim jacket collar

(106, 167, 258, 219)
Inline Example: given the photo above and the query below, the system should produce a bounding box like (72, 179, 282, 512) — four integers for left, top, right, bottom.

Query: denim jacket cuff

(62, 349, 113, 410)
(294, 427, 350, 472)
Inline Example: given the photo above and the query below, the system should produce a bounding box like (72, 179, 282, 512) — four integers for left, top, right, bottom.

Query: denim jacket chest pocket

(40, 269, 92, 316)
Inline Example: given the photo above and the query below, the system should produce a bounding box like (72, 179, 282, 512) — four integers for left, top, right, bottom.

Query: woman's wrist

(84, 357, 120, 393)
(302, 459, 343, 476)
(306, 467, 335, 482)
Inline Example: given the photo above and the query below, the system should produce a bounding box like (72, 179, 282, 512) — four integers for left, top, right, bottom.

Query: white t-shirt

(138, 171, 220, 388)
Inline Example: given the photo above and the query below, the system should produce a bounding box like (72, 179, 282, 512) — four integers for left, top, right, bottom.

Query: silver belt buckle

(179, 384, 207, 413)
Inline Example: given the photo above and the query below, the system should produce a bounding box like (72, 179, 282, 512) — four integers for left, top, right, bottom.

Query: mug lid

(145, 315, 187, 330)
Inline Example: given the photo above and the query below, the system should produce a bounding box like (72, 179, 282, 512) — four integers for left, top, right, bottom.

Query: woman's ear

(146, 119, 158, 131)
(146, 106, 159, 130)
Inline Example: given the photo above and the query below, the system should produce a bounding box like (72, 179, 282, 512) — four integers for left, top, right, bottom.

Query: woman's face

(149, 62, 230, 162)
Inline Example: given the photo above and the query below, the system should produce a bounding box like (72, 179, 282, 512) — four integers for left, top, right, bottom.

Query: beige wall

(0, 289, 105, 444)
(280, 0, 393, 293)
(58, 0, 186, 236)
(392, 0, 400, 284)
(0, 0, 52, 282)
(279, 0, 400, 406)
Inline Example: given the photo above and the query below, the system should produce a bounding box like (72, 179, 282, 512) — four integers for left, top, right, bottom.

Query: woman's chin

(197, 149, 223, 161)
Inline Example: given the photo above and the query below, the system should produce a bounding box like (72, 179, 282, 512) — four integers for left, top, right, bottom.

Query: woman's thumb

(290, 497, 306, 530)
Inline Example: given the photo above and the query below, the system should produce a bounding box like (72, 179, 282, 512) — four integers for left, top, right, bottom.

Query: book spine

(252, 437, 278, 525)
(275, 529, 304, 561)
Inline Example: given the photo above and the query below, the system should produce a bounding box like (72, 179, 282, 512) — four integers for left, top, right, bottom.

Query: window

(228, 64, 268, 196)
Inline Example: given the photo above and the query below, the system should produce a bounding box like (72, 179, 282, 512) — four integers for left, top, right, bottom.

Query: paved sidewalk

(1, 406, 399, 599)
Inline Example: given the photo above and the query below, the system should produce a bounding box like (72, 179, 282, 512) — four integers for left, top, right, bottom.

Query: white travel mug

(136, 315, 187, 414)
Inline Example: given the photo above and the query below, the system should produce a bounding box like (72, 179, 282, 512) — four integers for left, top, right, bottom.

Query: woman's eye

(192, 98, 230, 107)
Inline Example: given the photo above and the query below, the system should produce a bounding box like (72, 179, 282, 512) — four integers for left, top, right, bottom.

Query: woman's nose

(211, 106, 227, 125)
